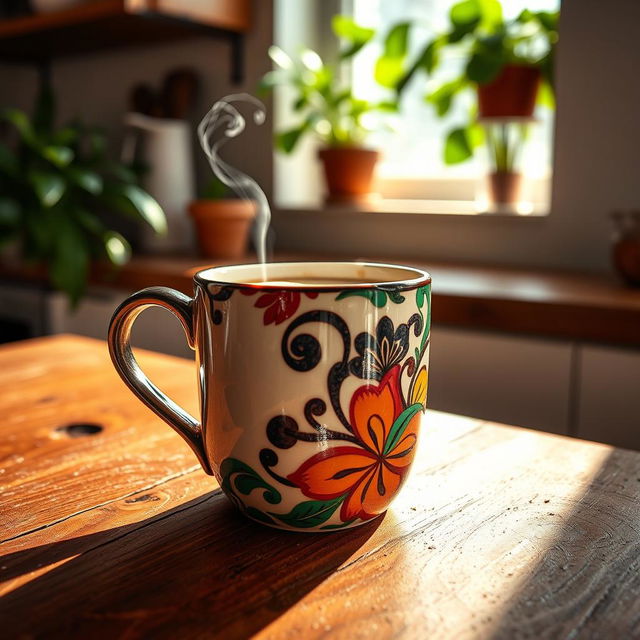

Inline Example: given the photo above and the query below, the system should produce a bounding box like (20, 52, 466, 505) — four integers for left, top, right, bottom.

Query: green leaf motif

(270, 498, 343, 529)
(384, 403, 423, 456)
(220, 457, 282, 506)
(416, 286, 427, 309)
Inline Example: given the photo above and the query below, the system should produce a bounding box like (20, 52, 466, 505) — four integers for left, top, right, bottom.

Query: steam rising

(197, 94, 271, 264)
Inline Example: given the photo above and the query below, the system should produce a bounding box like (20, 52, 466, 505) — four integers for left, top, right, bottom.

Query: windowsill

(275, 198, 550, 218)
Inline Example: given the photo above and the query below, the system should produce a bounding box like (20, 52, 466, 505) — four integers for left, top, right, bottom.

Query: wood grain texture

(4, 253, 637, 346)
(1, 336, 639, 638)
(0, 335, 200, 538)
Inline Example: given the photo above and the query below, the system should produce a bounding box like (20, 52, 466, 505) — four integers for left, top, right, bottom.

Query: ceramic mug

(108, 262, 431, 532)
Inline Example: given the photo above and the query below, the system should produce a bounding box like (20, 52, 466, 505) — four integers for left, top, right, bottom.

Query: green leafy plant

(376, 0, 559, 167)
(0, 85, 166, 305)
(201, 175, 233, 200)
(259, 16, 397, 154)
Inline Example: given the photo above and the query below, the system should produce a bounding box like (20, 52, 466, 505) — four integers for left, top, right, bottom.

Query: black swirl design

(266, 413, 358, 449)
(259, 448, 297, 487)
(281, 310, 352, 432)
(408, 312, 423, 337)
(209, 286, 236, 325)
(349, 316, 411, 381)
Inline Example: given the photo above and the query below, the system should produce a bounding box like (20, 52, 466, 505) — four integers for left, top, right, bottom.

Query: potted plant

(379, 1, 559, 206)
(188, 176, 255, 259)
(260, 16, 396, 204)
(0, 85, 166, 305)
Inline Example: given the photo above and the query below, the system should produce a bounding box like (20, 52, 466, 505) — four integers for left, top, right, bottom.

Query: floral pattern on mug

(219, 283, 431, 531)
(288, 364, 421, 521)
(240, 289, 319, 325)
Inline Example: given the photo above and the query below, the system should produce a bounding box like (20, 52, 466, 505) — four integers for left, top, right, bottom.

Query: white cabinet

(577, 345, 640, 450)
(428, 326, 573, 435)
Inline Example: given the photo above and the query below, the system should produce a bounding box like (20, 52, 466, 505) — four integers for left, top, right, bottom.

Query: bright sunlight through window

(348, 0, 559, 206)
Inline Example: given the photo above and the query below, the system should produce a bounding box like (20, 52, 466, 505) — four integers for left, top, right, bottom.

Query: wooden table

(1, 336, 639, 639)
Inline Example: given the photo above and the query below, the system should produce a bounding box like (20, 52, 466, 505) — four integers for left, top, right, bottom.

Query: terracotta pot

(318, 147, 379, 203)
(477, 65, 541, 118)
(188, 199, 255, 259)
(488, 171, 522, 205)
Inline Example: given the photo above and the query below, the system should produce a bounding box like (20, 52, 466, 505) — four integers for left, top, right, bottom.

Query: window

(347, 0, 559, 209)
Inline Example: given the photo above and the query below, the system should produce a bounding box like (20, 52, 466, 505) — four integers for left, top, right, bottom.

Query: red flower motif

(254, 291, 318, 325)
(288, 365, 421, 522)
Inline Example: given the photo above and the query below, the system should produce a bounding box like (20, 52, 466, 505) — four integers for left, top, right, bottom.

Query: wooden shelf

(0, 0, 250, 63)
(4, 254, 639, 348)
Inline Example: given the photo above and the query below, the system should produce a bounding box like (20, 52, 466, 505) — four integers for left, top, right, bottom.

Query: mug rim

(193, 261, 431, 292)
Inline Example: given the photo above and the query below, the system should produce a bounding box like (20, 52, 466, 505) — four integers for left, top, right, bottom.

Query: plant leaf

(29, 171, 66, 208)
(267, 45, 293, 70)
(449, 0, 482, 42)
(537, 79, 555, 109)
(270, 498, 343, 529)
(466, 51, 504, 84)
(444, 127, 472, 164)
(42, 145, 74, 167)
(384, 403, 423, 456)
(333, 15, 375, 59)
(1, 108, 37, 146)
(0, 142, 18, 177)
(397, 39, 442, 94)
(426, 78, 465, 117)
(50, 216, 89, 307)
(275, 114, 318, 154)
(33, 82, 55, 134)
(275, 125, 307, 154)
(67, 167, 103, 194)
(478, 0, 503, 31)
(104, 183, 167, 234)
(375, 22, 410, 88)
(103, 231, 131, 266)
(0, 198, 20, 227)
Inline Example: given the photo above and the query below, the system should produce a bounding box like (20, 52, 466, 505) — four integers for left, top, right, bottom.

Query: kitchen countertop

(1, 335, 639, 638)
(1, 254, 640, 346)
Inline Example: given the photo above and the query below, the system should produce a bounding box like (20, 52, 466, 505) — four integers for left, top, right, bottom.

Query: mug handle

(108, 286, 212, 475)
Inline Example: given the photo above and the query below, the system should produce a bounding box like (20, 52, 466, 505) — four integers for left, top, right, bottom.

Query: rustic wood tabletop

(1, 335, 638, 639)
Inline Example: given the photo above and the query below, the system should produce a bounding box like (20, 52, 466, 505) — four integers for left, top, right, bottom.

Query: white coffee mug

(108, 262, 431, 532)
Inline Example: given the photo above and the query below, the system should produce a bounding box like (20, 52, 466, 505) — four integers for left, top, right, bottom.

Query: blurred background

(0, 0, 638, 450)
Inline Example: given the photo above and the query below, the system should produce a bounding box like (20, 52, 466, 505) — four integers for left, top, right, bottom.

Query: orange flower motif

(288, 365, 422, 522)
